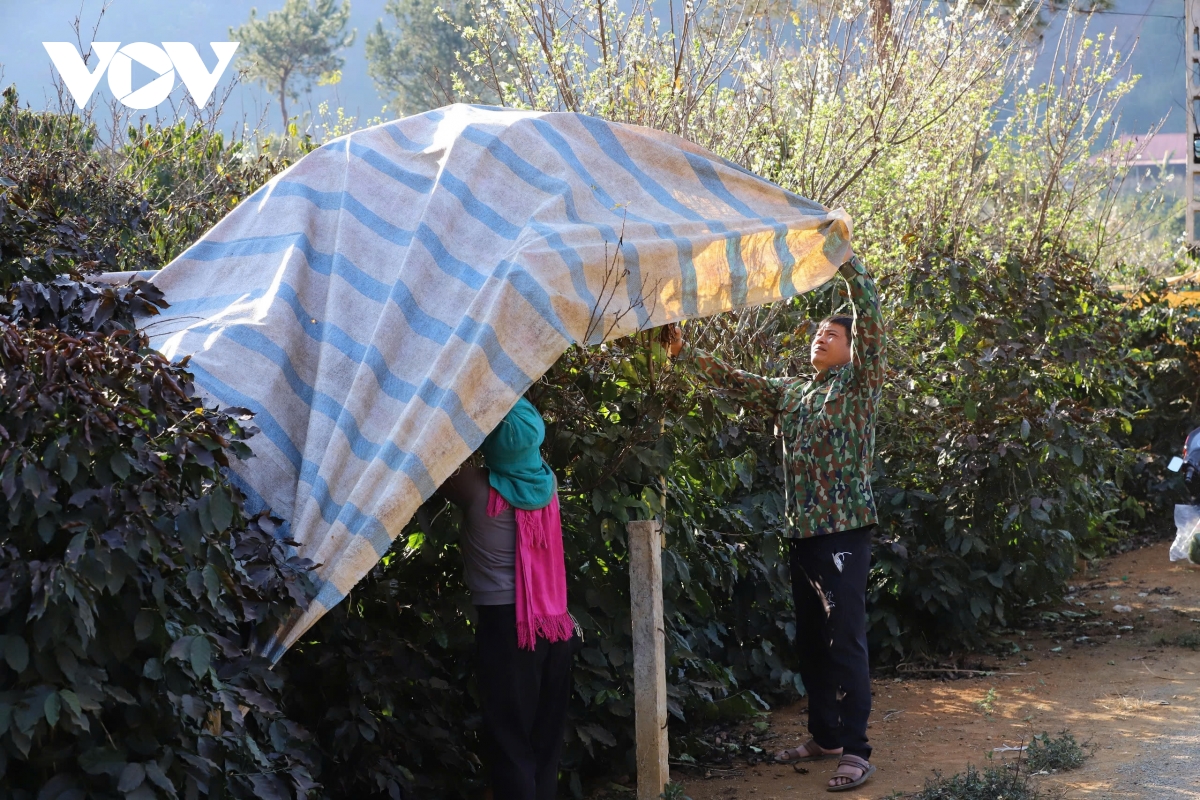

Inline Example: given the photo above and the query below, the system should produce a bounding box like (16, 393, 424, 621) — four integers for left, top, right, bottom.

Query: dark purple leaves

(3, 635, 28, 673)
(1, 288, 317, 797)
(117, 762, 146, 793)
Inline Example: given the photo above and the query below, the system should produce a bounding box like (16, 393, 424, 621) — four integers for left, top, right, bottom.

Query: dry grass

(1094, 691, 1170, 718)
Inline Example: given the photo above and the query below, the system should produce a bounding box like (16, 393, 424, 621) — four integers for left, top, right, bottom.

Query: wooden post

(628, 519, 669, 800)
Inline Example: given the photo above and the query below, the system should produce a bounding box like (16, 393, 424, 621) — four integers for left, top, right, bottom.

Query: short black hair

(818, 315, 853, 338)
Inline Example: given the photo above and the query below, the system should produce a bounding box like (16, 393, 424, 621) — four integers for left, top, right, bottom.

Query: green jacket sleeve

(692, 349, 788, 416)
(840, 257, 885, 394)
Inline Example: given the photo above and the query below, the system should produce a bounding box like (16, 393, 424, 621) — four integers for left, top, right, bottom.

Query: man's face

(810, 321, 851, 372)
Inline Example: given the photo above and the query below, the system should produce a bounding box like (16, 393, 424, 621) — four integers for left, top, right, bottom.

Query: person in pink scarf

(437, 397, 575, 800)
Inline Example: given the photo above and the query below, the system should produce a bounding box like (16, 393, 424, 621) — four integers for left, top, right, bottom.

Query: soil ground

(665, 541, 1200, 799)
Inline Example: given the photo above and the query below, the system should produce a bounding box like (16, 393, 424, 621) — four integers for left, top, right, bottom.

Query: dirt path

(669, 541, 1200, 799)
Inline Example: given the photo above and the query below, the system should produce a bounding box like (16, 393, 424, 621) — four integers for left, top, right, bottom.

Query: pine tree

(231, 0, 356, 127)
(365, 0, 481, 117)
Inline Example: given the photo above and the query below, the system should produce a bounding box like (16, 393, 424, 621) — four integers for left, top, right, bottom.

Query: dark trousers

(789, 527, 873, 760)
(475, 603, 574, 800)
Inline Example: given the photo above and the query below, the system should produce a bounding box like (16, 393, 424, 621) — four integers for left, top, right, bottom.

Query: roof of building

(1118, 132, 1187, 167)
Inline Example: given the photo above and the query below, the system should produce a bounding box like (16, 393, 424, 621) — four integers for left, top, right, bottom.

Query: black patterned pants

(789, 526, 874, 760)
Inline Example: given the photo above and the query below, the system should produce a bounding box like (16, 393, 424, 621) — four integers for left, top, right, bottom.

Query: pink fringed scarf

(487, 489, 573, 650)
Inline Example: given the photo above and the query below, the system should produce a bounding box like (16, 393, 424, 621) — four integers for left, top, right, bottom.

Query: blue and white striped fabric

(132, 104, 853, 659)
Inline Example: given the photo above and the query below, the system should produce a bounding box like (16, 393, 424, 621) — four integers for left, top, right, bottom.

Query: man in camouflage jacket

(672, 255, 884, 792)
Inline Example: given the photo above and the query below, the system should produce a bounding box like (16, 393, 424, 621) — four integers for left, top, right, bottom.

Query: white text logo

(42, 42, 240, 110)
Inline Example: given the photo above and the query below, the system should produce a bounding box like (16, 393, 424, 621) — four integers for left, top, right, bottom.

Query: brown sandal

(827, 754, 875, 792)
(773, 739, 843, 764)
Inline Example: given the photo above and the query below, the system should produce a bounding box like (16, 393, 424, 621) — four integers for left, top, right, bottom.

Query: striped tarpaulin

(132, 104, 853, 659)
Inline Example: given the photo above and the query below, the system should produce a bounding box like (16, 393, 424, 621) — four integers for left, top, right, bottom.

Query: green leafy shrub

(1110, 289, 1200, 519)
(119, 119, 292, 266)
(865, 252, 1145, 659)
(1025, 731, 1089, 773)
(281, 546, 484, 799)
(911, 765, 1045, 800)
(0, 87, 290, 281)
(0, 88, 157, 285)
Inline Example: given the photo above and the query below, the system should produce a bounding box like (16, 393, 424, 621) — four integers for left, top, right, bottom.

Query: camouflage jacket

(693, 257, 885, 538)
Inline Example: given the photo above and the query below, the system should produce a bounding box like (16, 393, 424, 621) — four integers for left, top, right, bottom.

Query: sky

(0, 0, 1185, 137)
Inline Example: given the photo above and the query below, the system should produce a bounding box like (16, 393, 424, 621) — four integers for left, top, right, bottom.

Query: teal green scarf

(482, 397, 555, 510)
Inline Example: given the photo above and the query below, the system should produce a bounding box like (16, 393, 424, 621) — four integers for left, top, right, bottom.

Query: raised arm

(841, 257, 885, 394)
(437, 464, 487, 510)
(691, 349, 788, 416)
